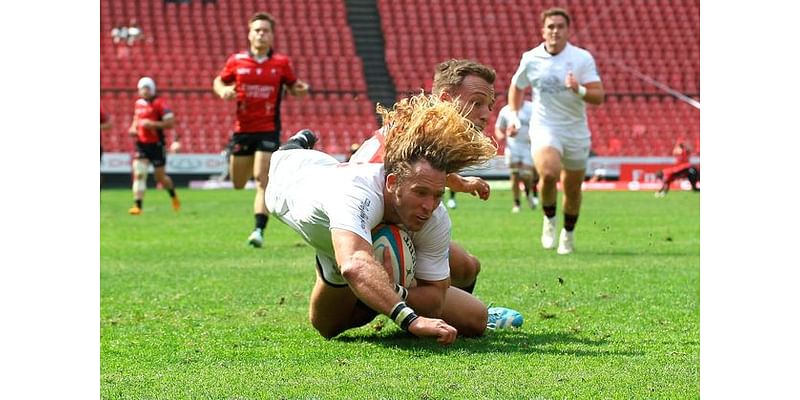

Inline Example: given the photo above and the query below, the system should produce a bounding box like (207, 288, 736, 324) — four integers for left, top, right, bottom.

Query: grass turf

(101, 186, 699, 399)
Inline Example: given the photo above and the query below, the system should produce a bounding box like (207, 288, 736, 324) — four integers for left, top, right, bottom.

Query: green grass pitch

(101, 186, 699, 399)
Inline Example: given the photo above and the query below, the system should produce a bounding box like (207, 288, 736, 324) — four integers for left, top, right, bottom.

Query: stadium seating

(101, 0, 699, 157)
(100, 0, 375, 155)
(377, 0, 700, 156)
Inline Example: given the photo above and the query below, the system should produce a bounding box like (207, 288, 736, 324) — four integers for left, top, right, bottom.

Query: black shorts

(229, 132, 280, 156)
(134, 142, 167, 167)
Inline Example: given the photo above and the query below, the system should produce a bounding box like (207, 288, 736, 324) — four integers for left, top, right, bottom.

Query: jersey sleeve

(282, 56, 298, 86)
(326, 176, 383, 244)
(218, 55, 238, 84)
(511, 55, 531, 90)
(495, 106, 509, 130)
(578, 52, 601, 84)
(156, 98, 174, 120)
(348, 132, 385, 164)
(409, 205, 451, 282)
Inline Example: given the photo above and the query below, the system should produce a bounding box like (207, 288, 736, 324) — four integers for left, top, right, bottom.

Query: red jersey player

(213, 11, 309, 248)
(655, 141, 700, 197)
(127, 77, 181, 215)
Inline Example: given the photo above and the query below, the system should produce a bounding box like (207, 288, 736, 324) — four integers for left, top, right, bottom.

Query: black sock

(514, 199, 521, 206)
(135, 199, 142, 208)
(564, 213, 579, 232)
(542, 205, 556, 219)
(255, 213, 268, 230)
(167, 188, 176, 198)
(524, 187, 530, 197)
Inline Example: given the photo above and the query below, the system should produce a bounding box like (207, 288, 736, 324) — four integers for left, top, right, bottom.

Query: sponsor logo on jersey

(357, 199, 371, 230)
(237, 67, 251, 75)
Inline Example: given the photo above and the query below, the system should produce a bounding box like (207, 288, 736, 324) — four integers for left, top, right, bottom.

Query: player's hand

(505, 125, 518, 138)
(463, 176, 490, 200)
(128, 128, 137, 136)
(170, 141, 181, 154)
(140, 119, 157, 129)
(507, 112, 521, 131)
(220, 86, 237, 101)
(565, 71, 579, 92)
(407, 316, 458, 345)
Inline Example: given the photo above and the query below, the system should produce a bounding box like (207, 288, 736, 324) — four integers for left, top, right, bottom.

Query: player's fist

(408, 316, 457, 345)
(170, 141, 181, 153)
(565, 71, 579, 92)
(220, 86, 237, 100)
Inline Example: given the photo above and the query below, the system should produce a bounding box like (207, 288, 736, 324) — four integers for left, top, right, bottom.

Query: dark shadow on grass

(334, 328, 642, 357)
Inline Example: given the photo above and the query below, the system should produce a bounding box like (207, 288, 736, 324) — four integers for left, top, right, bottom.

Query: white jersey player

(495, 101, 538, 212)
(266, 149, 451, 287)
(507, 7, 605, 255)
(263, 94, 520, 345)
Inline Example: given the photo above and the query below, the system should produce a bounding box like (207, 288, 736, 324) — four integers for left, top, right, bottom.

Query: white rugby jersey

(496, 101, 534, 145)
(266, 149, 451, 282)
(511, 42, 600, 136)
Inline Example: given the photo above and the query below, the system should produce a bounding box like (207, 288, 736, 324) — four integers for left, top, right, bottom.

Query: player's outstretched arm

(446, 174, 490, 200)
(287, 80, 309, 98)
(213, 76, 237, 101)
(332, 228, 457, 344)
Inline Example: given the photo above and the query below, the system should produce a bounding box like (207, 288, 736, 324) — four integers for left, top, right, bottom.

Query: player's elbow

(339, 259, 370, 285)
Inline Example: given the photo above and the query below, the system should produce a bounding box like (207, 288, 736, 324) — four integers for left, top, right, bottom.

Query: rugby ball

(371, 224, 416, 287)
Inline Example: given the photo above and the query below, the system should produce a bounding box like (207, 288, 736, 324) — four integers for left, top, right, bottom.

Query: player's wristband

(577, 85, 587, 98)
(390, 302, 419, 331)
(394, 283, 408, 301)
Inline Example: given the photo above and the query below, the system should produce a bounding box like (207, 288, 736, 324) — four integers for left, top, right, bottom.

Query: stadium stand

(101, 0, 699, 158)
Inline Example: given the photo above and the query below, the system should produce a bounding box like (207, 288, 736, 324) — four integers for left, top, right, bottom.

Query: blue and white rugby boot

(487, 306, 524, 330)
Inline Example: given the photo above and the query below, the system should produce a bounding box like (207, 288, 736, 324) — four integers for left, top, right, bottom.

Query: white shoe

(557, 229, 574, 255)
(446, 198, 457, 209)
(511, 205, 520, 213)
(248, 229, 264, 248)
(529, 195, 539, 209)
(541, 216, 557, 249)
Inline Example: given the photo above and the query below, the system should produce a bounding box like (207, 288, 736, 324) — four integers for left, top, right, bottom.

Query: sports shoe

(247, 229, 264, 248)
(289, 129, 318, 149)
(528, 194, 539, 209)
(446, 198, 457, 209)
(541, 216, 557, 249)
(171, 196, 181, 212)
(557, 229, 574, 255)
(654, 190, 666, 198)
(511, 205, 520, 213)
(128, 206, 142, 215)
(487, 306, 524, 330)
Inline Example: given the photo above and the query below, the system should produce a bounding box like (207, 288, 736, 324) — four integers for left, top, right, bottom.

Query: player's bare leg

(247, 151, 272, 247)
(557, 168, 585, 254)
(229, 155, 254, 189)
(535, 147, 562, 249)
(435, 287, 488, 337)
(154, 166, 180, 212)
(308, 273, 376, 339)
(129, 158, 149, 215)
(510, 162, 522, 213)
(448, 242, 480, 293)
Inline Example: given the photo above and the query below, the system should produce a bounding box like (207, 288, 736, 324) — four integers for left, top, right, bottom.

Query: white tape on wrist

(577, 85, 587, 98)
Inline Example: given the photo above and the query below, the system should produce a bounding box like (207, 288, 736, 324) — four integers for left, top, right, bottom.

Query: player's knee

(310, 318, 344, 340)
(541, 170, 559, 184)
(461, 308, 489, 337)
